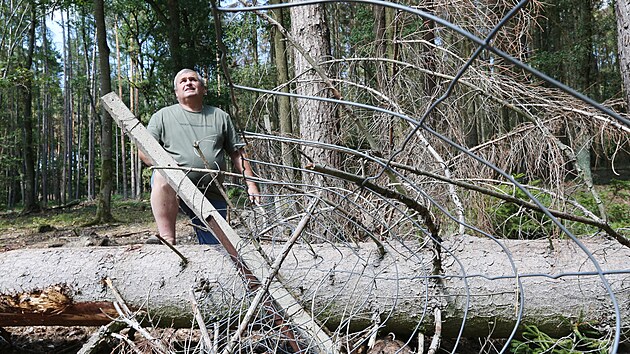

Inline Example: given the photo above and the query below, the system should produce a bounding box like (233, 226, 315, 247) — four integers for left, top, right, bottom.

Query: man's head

(173, 69, 207, 105)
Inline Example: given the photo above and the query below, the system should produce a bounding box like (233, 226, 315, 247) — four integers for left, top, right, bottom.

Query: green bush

(489, 179, 553, 239)
(511, 324, 610, 354)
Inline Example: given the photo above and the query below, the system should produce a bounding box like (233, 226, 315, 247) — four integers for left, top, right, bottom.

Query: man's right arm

(138, 150, 153, 167)
(141, 112, 161, 167)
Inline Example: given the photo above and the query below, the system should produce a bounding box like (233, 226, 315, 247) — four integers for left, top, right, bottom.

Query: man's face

(174, 72, 206, 102)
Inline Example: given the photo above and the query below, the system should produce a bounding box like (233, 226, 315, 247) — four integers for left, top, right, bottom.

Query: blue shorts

(179, 198, 227, 245)
(152, 171, 227, 245)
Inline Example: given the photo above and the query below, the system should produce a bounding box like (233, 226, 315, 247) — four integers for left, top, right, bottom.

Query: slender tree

(40, 12, 50, 207)
(19, 1, 40, 214)
(270, 0, 294, 174)
(114, 18, 128, 199)
(94, 0, 114, 222)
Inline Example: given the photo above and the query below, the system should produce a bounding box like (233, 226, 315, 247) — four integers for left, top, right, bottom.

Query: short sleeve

(146, 112, 162, 143)
(223, 113, 245, 153)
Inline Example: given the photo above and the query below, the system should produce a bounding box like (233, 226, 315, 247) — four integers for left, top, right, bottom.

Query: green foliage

(511, 324, 610, 353)
(489, 178, 553, 239)
(530, 0, 621, 102)
(348, 6, 374, 49)
(572, 181, 630, 231)
(225, 185, 255, 209)
(489, 177, 630, 239)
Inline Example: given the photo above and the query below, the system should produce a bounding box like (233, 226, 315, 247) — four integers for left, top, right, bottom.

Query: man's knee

(152, 172, 176, 197)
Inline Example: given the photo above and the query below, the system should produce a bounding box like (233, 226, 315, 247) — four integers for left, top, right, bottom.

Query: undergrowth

(0, 196, 153, 234)
(488, 180, 629, 239)
(510, 324, 612, 353)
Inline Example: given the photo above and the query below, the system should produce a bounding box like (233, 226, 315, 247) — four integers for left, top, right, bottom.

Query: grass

(0, 196, 154, 235)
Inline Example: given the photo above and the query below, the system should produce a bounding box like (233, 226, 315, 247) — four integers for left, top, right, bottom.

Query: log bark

(0, 236, 628, 339)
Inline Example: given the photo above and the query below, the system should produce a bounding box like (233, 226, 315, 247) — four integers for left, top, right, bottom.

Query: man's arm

(138, 150, 153, 167)
(230, 148, 261, 205)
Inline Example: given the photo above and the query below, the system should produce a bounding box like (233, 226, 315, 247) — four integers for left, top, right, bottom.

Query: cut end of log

(0, 285, 118, 326)
(1, 285, 71, 314)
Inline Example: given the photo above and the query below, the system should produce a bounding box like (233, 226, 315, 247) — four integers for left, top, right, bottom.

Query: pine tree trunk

(0, 237, 627, 339)
(41, 14, 50, 207)
(290, 2, 340, 179)
(94, 0, 114, 222)
(617, 0, 630, 109)
(271, 0, 294, 175)
(114, 19, 128, 199)
(88, 27, 98, 201)
(19, 1, 40, 214)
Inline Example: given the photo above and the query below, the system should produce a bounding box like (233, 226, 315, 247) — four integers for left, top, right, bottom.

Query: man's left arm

(230, 148, 261, 205)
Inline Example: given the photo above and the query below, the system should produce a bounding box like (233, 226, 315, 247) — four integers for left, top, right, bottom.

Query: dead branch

(105, 278, 169, 354)
(76, 321, 127, 354)
(190, 289, 213, 352)
(427, 308, 442, 354)
(223, 199, 320, 354)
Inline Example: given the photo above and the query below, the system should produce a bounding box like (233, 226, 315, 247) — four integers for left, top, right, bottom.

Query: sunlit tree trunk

(94, 0, 114, 222)
(128, 38, 142, 199)
(617, 0, 630, 109)
(88, 27, 98, 201)
(61, 10, 70, 203)
(114, 18, 127, 199)
(40, 13, 50, 207)
(129, 49, 138, 199)
(290, 3, 340, 180)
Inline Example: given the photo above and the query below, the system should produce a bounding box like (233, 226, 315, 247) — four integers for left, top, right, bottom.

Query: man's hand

(231, 148, 262, 206)
(247, 183, 262, 206)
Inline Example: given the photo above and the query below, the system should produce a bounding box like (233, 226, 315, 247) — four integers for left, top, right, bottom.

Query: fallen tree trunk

(0, 236, 628, 338)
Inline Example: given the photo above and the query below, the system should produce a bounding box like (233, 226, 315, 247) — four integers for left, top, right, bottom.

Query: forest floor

(0, 197, 205, 353)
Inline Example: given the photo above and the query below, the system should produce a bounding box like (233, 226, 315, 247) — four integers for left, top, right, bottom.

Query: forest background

(0, 0, 629, 234)
(0, 0, 630, 352)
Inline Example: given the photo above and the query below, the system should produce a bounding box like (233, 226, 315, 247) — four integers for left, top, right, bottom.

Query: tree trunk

(114, 19, 128, 199)
(61, 10, 72, 203)
(270, 0, 294, 175)
(94, 0, 114, 222)
(617, 0, 630, 109)
(290, 2, 340, 177)
(40, 13, 50, 207)
(373, 4, 388, 92)
(0, 236, 627, 339)
(574, 0, 595, 96)
(19, 1, 40, 214)
(87, 26, 98, 201)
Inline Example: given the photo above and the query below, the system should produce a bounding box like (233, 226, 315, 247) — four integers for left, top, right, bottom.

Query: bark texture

(290, 2, 340, 173)
(0, 236, 628, 338)
(617, 0, 630, 109)
(94, 0, 114, 222)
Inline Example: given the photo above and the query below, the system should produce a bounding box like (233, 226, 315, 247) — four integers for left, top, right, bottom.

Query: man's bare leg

(151, 172, 178, 244)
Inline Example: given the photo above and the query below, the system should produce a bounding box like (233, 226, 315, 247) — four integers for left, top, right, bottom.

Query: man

(139, 68, 260, 245)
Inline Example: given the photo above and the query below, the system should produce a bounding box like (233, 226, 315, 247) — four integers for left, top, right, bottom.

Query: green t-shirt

(147, 104, 244, 199)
